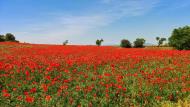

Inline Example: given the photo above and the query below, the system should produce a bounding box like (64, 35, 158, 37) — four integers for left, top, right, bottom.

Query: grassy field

(0, 42, 190, 106)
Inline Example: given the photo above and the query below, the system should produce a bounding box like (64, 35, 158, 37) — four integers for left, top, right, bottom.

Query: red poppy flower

(25, 96, 34, 103)
(45, 95, 52, 101)
(3, 93, 11, 98)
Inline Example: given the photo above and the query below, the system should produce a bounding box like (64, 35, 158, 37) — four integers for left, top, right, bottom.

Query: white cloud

(16, 15, 111, 43)
(16, 0, 160, 44)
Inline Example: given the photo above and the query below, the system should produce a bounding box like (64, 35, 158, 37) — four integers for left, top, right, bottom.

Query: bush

(5, 33, 16, 41)
(0, 35, 5, 42)
(120, 39, 132, 48)
(169, 26, 190, 50)
(134, 38, 146, 48)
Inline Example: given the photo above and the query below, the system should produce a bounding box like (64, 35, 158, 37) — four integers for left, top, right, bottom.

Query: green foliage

(120, 39, 132, 48)
(63, 40, 69, 45)
(5, 33, 16, 41)
(0, 35, 5, 42)
(96, 39, 104, 46)
(169, 26, 190, 50)
(156, 37, 166, 47)
(134, 38, 146, 48)
(0, 33, 18, 42)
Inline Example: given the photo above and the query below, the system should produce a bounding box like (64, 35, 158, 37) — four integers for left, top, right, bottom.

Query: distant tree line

(2, 25, 190, 50)
(120, 38, 146, 48)
(94, 25, 190, 50)
(0, 33, 18, 42)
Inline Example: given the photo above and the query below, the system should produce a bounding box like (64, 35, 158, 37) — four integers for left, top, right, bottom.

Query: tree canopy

(169, 26, 190, 50)
(5, 33, 16, 41)
(0, 33, 17, 42)
(120, 39, 132, 48)
(134, 38, 146, 48)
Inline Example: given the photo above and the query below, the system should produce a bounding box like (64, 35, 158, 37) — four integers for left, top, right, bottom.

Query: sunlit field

(1, 42, 190, 106)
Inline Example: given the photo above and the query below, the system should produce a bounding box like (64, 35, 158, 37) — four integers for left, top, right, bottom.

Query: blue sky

(0, 0, 190, 45)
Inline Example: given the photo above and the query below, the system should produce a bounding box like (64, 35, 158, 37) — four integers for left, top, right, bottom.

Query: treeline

(96, 37, 165, 48)
(0, 33, 18, 42)
(120, 38, 146, 48)
(1, 25, 190, 50)
(94, 25, 190, 50)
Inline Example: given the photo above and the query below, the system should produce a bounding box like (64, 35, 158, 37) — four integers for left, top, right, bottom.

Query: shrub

(169, 26, 190, 50)
(134, 38, 146, 48)
(0, 35, 5, 42)
(120, 39, 132, 48)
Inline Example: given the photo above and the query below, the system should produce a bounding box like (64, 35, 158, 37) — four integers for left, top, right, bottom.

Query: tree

(63, 40, 69, 45)
(156, 37, 166, 47)
(5, 33, 16, 41)
(0, 35, 5, 42)
(169, 26, 190, 50)
(96, 39, 104, 46)
(134, 38, 146, 48)
(120, 39, 132, 48)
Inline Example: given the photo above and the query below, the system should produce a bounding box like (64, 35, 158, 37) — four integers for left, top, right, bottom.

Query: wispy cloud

(17, 15, 111, 44)
(105, 0, 160, 18)
(16, 0, 160, 44)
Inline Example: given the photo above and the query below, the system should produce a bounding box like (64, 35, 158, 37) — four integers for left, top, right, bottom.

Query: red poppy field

(1, 42, 190, 106)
